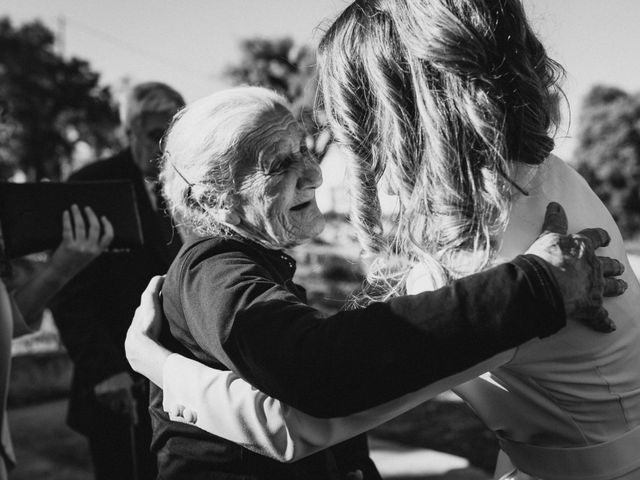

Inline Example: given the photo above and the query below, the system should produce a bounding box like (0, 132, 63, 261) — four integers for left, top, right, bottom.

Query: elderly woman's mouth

(290, 201, 311, 211)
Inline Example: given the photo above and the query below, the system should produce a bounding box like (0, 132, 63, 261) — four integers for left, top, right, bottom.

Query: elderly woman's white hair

(160, 86, 290, 237)
(119, 81, 185, 131)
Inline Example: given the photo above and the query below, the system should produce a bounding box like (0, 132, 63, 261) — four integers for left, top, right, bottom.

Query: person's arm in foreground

(11, 205, 113, 336)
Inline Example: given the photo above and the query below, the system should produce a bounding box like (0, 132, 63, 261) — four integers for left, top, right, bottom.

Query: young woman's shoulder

(524, 154, 619, 237)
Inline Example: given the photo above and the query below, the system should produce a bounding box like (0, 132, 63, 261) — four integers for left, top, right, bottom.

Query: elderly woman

(137, 85, 623, 480)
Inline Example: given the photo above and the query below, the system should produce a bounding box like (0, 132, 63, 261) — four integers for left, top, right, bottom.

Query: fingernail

(621, 280, 629, 293)
(609, 321, 617, 332)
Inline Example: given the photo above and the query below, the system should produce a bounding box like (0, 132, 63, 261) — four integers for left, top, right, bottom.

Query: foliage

(225, 37, 325, 138)
(0, 17, 120, 180)
(573, 85, 640, 238)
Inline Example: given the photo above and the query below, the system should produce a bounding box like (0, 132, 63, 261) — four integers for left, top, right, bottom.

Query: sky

(3, 0, 640, 159)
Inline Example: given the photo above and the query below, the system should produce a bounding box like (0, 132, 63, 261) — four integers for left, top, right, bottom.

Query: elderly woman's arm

(179, 251, 538, 419)
(179, 203, 624, 418)
(127, 277, 514, 461)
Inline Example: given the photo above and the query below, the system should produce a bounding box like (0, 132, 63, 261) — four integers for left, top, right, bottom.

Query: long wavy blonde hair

(318, 0, 564, 301)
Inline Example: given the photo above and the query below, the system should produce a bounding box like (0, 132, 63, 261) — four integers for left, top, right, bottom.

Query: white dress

(451, 156, 640, 480)
(161, 156, 640, 479)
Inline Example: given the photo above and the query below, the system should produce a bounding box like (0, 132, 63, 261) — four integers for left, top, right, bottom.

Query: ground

(8, 398, 491, 480)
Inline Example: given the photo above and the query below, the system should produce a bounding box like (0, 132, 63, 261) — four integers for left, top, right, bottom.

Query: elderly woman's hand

(125, 275, 171, 388)
(525, 202, 627, 332)
(49, 205, 113, 281)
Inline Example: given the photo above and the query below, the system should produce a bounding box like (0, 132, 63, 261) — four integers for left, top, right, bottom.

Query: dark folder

(0, 181, 144, 258)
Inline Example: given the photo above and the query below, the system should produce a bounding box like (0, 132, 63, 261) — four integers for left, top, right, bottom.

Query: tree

(573, 85, 640, 238)
(0, 17, 120, 180)
(225, 37, 327, 145)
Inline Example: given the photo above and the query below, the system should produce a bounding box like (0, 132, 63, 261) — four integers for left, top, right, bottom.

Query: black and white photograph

(1, 1, 639, 479)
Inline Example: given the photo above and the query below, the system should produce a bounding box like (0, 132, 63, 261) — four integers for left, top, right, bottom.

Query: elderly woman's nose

(298, 157, 323, 189)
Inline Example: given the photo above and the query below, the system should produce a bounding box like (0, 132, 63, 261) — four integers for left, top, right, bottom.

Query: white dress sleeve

(162, 347, 514, 462)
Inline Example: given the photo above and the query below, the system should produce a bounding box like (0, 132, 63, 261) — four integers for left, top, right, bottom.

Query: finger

(539, 202, 567, 236)
(141, 276, 165, 305)
(603, 278, 629, 297)
(598, 257, 625, 277)
(182, 408, 197, 424)
(61, 210, 73, 242)
(99, 216, 115, 249)
(576, 228, 610, 250)
(168, 413, 188, 424)
(84, 207, 101, 245)
(169, 404, 185, 419)
(70, 204, 86, 240)
(577, 306, 616, 333)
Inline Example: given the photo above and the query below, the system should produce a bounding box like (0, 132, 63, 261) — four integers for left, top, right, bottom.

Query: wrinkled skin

(525, 202, 627, 332)
(232, 105, 325, 249)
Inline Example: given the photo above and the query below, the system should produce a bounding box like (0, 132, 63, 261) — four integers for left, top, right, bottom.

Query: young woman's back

(453, 156, 640, 479)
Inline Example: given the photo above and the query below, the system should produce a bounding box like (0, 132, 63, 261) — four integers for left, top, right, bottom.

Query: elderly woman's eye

(267, 157, 294, 175)
(300, 143, 320, 163)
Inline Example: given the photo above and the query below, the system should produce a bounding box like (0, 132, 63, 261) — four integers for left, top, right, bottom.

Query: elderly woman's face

(235, 105, 325, 249)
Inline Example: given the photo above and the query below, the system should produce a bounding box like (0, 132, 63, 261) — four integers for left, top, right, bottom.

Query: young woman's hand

(125, 275, 171, 387)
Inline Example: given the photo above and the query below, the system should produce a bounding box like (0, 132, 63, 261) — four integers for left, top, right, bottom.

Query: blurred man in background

(50, 82, 184, 480)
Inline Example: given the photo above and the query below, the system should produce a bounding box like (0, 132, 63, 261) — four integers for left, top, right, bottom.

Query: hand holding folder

(0, 181, 144, 258)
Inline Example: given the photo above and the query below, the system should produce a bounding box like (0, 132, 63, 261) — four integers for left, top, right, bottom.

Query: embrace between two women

(126, 1, 639, 479)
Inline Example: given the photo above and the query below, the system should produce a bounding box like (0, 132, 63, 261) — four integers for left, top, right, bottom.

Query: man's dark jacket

(50, 148, 181, 434)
